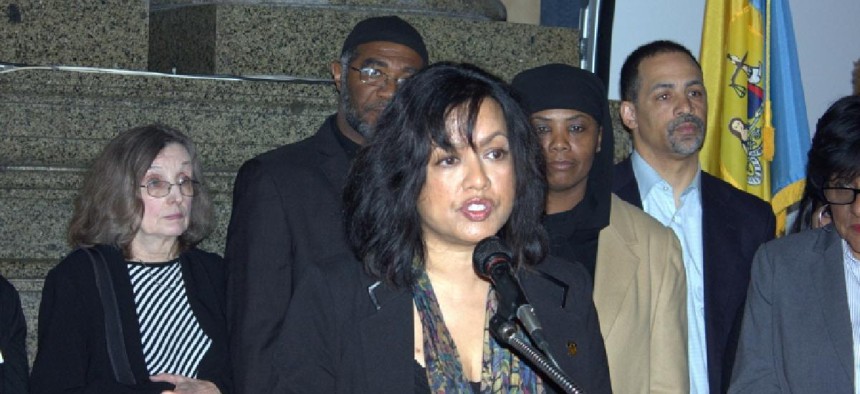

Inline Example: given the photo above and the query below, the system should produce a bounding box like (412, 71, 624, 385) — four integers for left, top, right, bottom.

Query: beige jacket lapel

(593, 196, 641, 338)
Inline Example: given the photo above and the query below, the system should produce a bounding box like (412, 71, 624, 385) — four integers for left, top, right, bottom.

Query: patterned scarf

(412, 270, 544, 393)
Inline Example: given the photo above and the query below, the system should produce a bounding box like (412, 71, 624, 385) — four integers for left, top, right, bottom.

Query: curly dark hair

(343, 62, 548, 287)
(68, 124, 214, 257)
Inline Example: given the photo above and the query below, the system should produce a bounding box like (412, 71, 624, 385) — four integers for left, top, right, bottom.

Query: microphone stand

(490, 314, 586, 394)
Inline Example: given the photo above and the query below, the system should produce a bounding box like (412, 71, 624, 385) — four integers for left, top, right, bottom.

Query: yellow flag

(700, 0, 770, 199)
(700, 0, 810, 234)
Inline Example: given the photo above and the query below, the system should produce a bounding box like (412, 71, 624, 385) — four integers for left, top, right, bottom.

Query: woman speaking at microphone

(275, 62, 610, 393)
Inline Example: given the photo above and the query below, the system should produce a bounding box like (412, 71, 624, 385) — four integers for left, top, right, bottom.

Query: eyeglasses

(140, 178, 199, 198)
(349, 66, 411, 88)
(822, 186, 860, 205)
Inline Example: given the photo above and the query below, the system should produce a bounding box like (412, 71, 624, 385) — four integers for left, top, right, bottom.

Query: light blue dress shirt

(842, 240, 860, 394)
(631, 151, 708, 394)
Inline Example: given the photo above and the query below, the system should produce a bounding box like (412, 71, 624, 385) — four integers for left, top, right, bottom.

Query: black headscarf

(511, 64, 614, 278)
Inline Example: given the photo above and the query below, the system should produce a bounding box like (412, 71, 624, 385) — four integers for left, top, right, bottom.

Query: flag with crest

(699, 0, 811, 235)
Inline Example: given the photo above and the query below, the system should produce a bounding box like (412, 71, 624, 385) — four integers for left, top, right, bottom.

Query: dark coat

(0, 275, 27, 394)
(224, 115, 354, 393)
(30, 245, 231, 394)
(274, 254, 613, 394)
(613, 157, 776, 394)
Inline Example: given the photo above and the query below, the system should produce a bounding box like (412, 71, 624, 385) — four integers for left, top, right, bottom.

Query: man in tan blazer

(513, 64, 688, 393)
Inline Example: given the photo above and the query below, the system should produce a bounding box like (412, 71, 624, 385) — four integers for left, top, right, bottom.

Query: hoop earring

(816, 204, 831, 228)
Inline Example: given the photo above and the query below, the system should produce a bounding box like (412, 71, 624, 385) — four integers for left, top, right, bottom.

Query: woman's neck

(129, 237, 179, 263)
(419, 242, 491, 382)
(423, 245, 489, 292)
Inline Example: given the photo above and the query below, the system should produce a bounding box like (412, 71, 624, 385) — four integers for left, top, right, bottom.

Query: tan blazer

(593, 195, 689, 394)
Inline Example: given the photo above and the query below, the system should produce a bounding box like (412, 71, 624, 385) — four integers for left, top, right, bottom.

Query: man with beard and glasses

(224, 16, 427, 394)
(613, 40, 775, 394)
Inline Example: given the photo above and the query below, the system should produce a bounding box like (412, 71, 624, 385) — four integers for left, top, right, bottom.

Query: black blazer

(613, 157, 775, 394)
(30, 245, 232, 393)
(224, 115, 355, 393)
(0, 275, 27, 394)
(274, 254, 612, 394)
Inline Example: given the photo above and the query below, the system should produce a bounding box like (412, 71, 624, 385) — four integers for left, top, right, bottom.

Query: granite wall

(147, 4, 578, 80)
(0, 0, 149, 69)
(0, 0, 615, 365)
(0, 68, 336, 363)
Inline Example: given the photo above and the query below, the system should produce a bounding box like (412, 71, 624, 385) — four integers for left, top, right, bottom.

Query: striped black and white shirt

(127, 259, 211, 378)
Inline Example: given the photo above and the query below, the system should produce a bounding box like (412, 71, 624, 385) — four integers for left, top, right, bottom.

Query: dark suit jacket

(274, 254, 612, 394)
(30, 245, 231, 394)
(224, 115, 354, 393)
(729, 226, 854, 393)
(0, 275, 27, 394)
(613, 157, 775, 394)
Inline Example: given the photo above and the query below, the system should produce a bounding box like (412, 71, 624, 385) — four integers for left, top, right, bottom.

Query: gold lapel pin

(566, 341, 578, 356)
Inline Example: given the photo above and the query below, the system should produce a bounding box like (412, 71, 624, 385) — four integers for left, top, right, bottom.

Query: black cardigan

(0, 275, 27, 394)
(30, 245, 232, 393)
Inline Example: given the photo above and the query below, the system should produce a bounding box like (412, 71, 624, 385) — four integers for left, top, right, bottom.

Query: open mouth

(461, 198, 493, 221)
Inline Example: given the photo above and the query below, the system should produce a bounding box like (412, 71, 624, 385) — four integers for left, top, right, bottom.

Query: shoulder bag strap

(81, 247, 137, 385)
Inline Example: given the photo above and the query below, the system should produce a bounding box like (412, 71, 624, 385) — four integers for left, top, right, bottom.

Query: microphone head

(472, 236, 513, 278)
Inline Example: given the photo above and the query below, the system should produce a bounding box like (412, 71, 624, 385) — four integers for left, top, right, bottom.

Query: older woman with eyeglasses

(30, 124, 231, 394)
(729, 95, 860, 394)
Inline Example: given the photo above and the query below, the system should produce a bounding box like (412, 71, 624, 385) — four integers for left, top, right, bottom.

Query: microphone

(473, 236, 556, 366)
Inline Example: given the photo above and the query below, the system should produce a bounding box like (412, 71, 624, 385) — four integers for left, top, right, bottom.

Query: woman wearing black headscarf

(513, 64, 689, 394)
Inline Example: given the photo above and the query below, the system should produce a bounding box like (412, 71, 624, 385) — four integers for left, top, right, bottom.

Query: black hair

(343, 62, 548, 287)
(790, 188, 826, 234)
(806, 95, 860, 202)
(619, 40, 700, 102)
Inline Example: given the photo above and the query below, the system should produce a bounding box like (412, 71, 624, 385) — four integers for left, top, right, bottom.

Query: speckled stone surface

(0, 75, 632, 264)
(0, 169, 234, 261)
(0, 66, 340, 361)
(0, 75, 631, 260)
(149, 5, 579, 80)
(0, 67, 335, 260)
(0, 0, 148, 69)
(149, 0, 506, 21)
(148, 5, 216, 75)
(1, 68, 337, 170)
(2, 0, 585, 364)
(610, 100, 633, 163)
